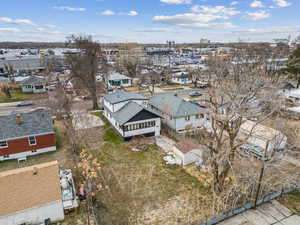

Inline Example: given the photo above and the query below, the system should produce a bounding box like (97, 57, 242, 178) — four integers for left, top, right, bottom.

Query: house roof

(113, 101, 159, 125)
(240, 120, 285, 141)
(149, 94, 205, 118)
(108, 72, 131, 81)
(0, 111, 54, 141)
(104, 90, 147, 104)
(21, 75, 46, 86)
(0, 161, 62, 217)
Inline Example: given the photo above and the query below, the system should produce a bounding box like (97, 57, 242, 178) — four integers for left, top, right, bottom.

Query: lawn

(278, 190, 300, 215)
(89, 112, 211, 225)
(0, 89, 33, 103)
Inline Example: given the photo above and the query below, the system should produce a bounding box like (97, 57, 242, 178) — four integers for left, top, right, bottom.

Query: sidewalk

(219, 200, 300, 225)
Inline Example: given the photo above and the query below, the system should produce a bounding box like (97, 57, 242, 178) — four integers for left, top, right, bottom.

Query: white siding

(0, 146, 56, 161)
(124, 118, 161, 137)
(103, 109, 160, 138)
(0, 200, 64, 225)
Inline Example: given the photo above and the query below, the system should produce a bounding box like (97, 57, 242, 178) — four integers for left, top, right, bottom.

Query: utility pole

(166, 41, 175, 69)
(254, 142, 270, 208)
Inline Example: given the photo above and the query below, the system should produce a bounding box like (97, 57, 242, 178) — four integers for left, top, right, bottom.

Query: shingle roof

(149, 94, 205, 118)
(113, 101, 144, 125)
(108, 72, 131, 81)
(21, 75, 46, 86)
(104, 90, 147, 104)
(0, 111, 54, 141)
(0, 161, 62, 216)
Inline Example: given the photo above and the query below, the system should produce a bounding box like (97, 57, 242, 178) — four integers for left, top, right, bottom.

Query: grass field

(0, 89, 32, 103)
(89, 112, 211, 225)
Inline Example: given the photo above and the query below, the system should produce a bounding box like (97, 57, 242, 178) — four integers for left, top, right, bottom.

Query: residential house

(239, 120, 287, 152)
(0, 111, 56, 160)
(107, 72, 132, 89)
(171, 72, 192, 85)
(148, 94, 208, 133)
(103, 90, 161, 139)
(0, 161, 64, 225)
(174, 140, 206, 165)
(21, 75, 47, 93)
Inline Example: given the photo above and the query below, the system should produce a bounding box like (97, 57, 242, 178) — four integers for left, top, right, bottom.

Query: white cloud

(0, 17, 36, 26)
(160, 0, 192, 4)
(234, 26, 300, 34)
(153, 13, 235, 29)
(245, 10, 270, 20)
(53, 6, 86, 12)
(230, 1, 239, 6)
(250, 0, 263, 8)
(128, 10, 138, 16)
(101, 10, 115, 15)
(191, 5, 240, 16)
(153, 13, 224, 24)
(273, 0, 291, 7)
(0, 27, 20, 32)
(133, 27, 192, 33)
(44, 24, 57, 28)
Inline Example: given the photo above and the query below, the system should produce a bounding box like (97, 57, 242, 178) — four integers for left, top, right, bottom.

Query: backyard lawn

(88, 112, 211, 225)
(0, 89, 32, 103)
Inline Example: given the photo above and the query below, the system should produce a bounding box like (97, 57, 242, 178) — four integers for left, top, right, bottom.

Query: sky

(0, 0, 299, 43)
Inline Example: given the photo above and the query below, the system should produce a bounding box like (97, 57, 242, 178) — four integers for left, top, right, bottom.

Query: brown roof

(0, 161, 62, 216)
(175, 140, 200, 153)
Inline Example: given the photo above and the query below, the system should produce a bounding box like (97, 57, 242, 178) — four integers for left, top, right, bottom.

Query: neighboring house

(148, 94, 208, 133)
(173, 140, 206, 166)
(239, 120, 287, 152)
(107, 72, 132, 89)
(283, 88, 300, 104)
(21, 75, 47, 93)
(0, 111, 56, 160)
(0, 161, 64, 225)
(171, 72, 192, 85)
(103, 90, 161, 139)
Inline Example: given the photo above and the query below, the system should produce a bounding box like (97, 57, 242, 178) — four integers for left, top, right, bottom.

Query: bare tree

(65, 35, 106, 110)
(192, 49, 281, 194)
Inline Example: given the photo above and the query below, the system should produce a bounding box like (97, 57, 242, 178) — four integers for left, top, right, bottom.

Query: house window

(0, 141, 8, 148)
(35, 85, 44, 90)
(4, 155, 9, 158)
(196, 114, 204, 119)
(26, 85, 32, 89)
(122, 79, 129, 84)
(32, 150, 37, 153)
(185, 116, 190, 121)
(28, 136, 37, 146)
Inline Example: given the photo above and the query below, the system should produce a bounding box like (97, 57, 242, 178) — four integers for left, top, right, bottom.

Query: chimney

(32, 167, 38, 175)
(16, 113, 23, 125)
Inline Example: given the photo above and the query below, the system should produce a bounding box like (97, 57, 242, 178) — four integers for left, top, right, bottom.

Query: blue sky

(0, 0, 299, 43)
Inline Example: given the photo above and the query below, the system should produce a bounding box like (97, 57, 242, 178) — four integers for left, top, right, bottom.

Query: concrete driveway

(218, 200, 300, 225)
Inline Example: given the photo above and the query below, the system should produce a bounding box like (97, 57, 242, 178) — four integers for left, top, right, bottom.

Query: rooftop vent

(16, 113, 23, 125)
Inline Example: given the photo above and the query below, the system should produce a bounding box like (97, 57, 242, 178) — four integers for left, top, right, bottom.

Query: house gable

(127, 109, 160, 124)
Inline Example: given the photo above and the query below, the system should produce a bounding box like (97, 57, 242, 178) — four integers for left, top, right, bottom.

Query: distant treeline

(0, 42, 68, 49)
(0, 41, 273, 50)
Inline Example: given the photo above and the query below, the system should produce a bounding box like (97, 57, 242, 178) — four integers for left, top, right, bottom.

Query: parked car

(189, 91, 202, 97)
(239, 144, 264, 158)
(17, 101, 33, 107)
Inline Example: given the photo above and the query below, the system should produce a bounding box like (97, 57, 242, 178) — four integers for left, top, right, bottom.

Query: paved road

(219, 200, 300, 225)
(0, 102, 33, 115)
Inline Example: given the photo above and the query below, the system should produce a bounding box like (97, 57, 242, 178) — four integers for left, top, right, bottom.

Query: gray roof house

(107, 72, 132, 89)
(148, 94, 208, 133)
(21, 75, 47, 93)
(0, 111, 53, 141)
(104, 90, 147, 104)
(103, 90, 161, 140)
(0, 111, 56, 161)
